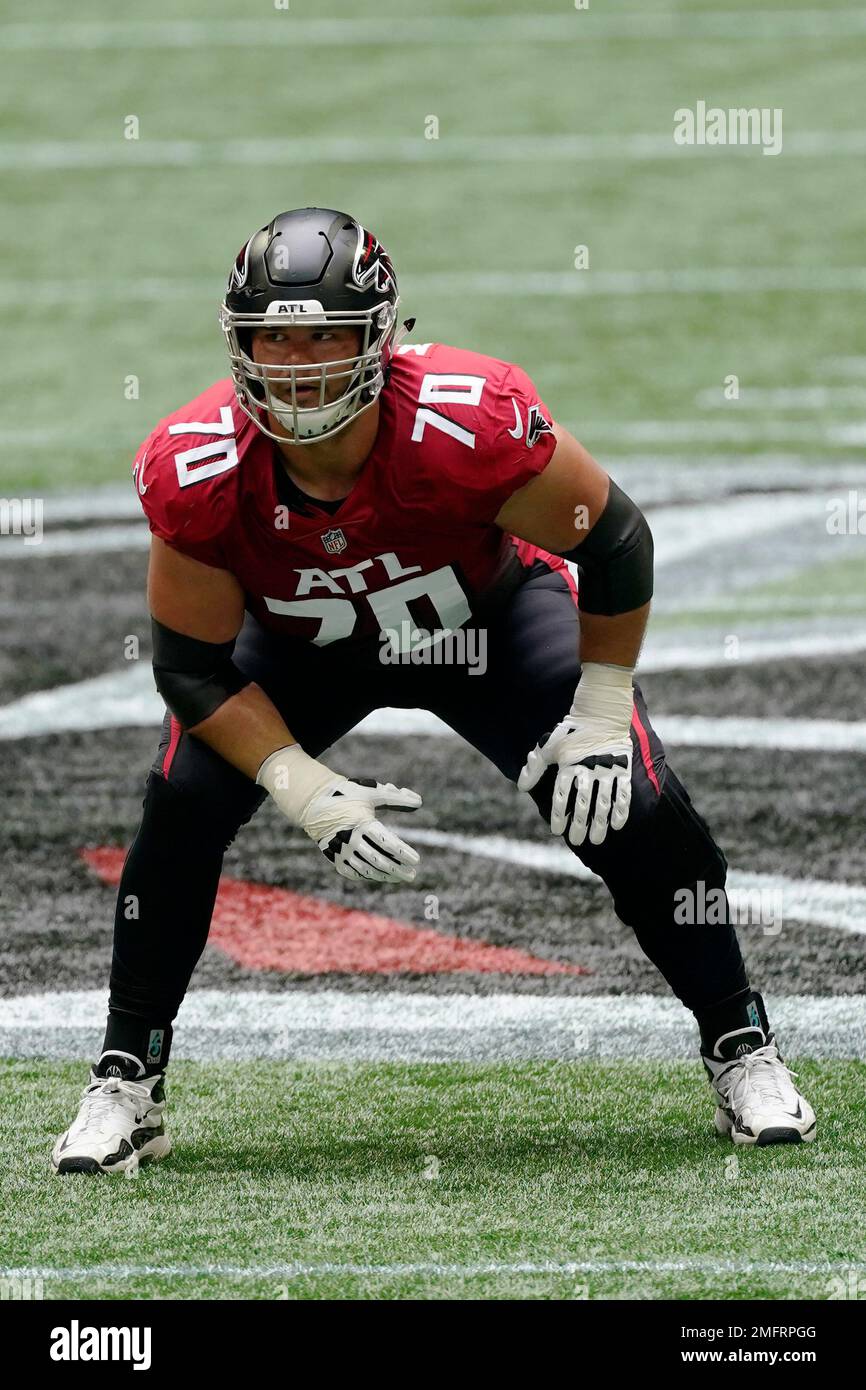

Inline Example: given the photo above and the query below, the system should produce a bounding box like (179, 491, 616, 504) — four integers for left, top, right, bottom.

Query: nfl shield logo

(321, 527, 348, 555)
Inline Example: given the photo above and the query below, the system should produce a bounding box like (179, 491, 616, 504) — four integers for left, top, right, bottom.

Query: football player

(52, 209, 814, 1174)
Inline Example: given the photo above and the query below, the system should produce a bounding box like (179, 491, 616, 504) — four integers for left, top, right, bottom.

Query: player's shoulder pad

(390, 342, 557, 521)
(132, 380, 251, 566)
(392, 341, 553, 447)
(391, 340, 513, 397)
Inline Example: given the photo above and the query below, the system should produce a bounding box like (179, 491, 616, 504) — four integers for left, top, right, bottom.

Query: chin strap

(381, 317, 416, 389)
(392, 316, 416, 348)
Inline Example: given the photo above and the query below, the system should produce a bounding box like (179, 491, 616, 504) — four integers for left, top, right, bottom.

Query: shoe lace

(76, 1076, 152, 1130)
(725, 1043, 799, 1111)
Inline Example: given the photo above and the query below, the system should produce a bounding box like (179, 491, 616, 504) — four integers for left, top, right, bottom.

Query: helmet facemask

(220, 300, 398, 445)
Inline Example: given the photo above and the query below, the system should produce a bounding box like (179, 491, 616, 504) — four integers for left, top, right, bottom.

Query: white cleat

(51, 1053, 171, 1175)
(703, 1031, 816, 1146)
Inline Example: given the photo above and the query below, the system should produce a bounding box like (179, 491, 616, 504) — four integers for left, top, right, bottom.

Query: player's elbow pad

(558, 479, 654, 616)
(151, 617, 250, 729)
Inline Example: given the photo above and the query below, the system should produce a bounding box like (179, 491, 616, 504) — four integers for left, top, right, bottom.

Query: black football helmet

(220, 208, 400, 444)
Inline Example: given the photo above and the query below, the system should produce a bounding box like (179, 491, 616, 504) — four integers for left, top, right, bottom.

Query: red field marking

(81, 847, 590, 977)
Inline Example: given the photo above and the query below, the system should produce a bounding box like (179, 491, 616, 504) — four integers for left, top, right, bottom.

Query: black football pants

(104, 561, 747, 1070)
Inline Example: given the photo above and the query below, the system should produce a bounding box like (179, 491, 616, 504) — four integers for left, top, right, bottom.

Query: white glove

(257, 744, 422, 883)
(517, 663, 634, 847)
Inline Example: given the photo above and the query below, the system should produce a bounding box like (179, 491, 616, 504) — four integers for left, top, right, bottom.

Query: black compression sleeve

(557, 479, 654, 616)
(151, 617, 250, 728)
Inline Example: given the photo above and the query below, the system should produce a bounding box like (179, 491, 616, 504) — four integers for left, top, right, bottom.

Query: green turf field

(2, 0, 866, 490)
(3, 1059, 863, 1301)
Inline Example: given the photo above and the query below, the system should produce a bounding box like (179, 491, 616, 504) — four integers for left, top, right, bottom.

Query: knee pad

(661, 771, 728, 886)
(141, 769, 264, 854)
(610, 770, 728, 927)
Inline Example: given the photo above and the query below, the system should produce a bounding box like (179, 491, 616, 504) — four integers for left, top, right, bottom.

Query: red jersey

(134, 342, 567, 647)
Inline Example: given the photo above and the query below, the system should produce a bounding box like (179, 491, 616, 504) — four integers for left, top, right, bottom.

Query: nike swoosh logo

(507, 399, 523, 439)
(134, 450, 149, 496)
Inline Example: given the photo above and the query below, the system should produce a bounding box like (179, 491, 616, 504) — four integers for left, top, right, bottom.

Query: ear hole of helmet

(235, 328, 267, 403)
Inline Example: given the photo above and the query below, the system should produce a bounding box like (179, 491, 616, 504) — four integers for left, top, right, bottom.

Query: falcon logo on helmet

(219, 207, 402, 446)
(227, 237, 254, 293)
(351, 227, 396, 297)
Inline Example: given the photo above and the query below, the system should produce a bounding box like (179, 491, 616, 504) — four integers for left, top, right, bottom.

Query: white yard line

(608, 456, 866, 506)
(3, 1258, 864, 1283)
(695, 385, 866, 409)
(3, 271, 866, 306)
(822, 356, 866, 377)
(579, 419, 866, 445)
(655, 593, 866, 615)
(404, 829, 866, 936)
(3, 12, 866, 48)
(12, 458, 866, 516)
(1, 991, 864, 1060)
(357, 708, 866, 753)
(653, 714, 866, 752)
(416, 267, 866, 294)
(361, 710, 866, 754)
(646, 491, 823, 567)
(0, 665, 160, 738)
(827, 424, 866, 446)
(4, 659, 866, 743)
(26, 484, 140, 521)
(0, 524, 149, 558)
(2, 135, 866, 172)
(638, 629, 866, 669)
